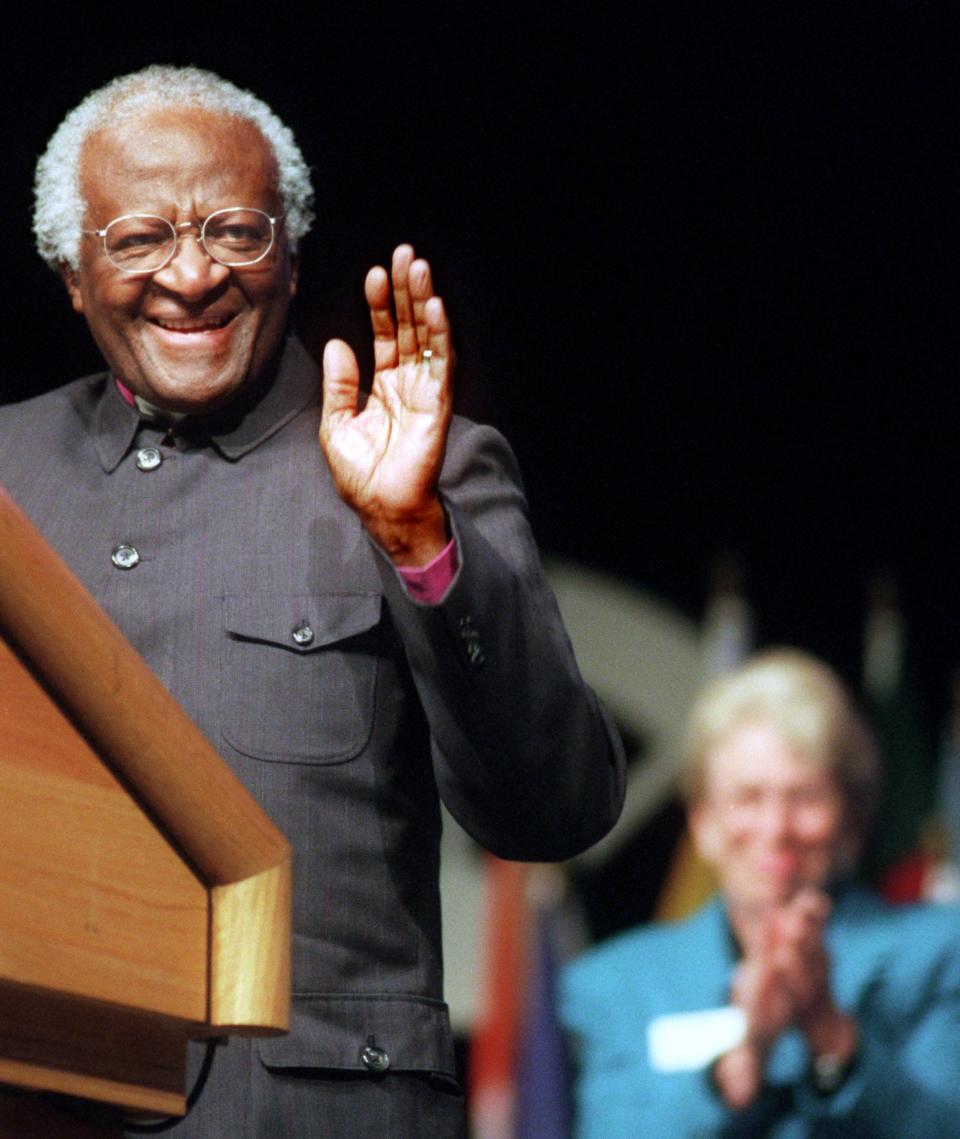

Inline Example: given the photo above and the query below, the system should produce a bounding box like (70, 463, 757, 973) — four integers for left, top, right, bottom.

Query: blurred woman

(561, 649, 960, 1137)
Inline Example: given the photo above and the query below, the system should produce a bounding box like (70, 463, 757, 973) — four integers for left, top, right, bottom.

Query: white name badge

(647, 1006, 747, 1072)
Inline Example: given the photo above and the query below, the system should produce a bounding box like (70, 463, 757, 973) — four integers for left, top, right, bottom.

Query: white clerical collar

(133, 393, 189, 425)
(114, 376, 189, 426)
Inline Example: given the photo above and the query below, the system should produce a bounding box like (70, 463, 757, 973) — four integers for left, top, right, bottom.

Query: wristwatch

(810, 1049, 856, 1095)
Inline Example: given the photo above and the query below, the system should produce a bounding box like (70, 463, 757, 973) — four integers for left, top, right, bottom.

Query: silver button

(136, 446, 163, 471)
(360, 1044, 390, 1073)
(291, 623, 314, 647)
(111, 543, 140, 570)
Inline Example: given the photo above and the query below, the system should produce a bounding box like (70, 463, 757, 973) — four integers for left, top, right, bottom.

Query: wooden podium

(0, 488, 292, 1135)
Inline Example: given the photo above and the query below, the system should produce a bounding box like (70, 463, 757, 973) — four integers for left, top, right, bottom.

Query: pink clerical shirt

(115, 377, 458, 605)
(395, 540, 458, 605)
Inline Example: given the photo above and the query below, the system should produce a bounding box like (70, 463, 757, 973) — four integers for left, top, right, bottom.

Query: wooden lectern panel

(0, 984, 187, 1115)
(0, 637, 207, 1021)
(0, 486, 291, 1121)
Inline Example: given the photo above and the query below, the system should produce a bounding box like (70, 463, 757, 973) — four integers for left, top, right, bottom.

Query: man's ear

(59, 262, 84, 314)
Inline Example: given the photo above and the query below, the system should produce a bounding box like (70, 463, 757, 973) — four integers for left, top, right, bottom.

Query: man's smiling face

(63, 107, 298, 414)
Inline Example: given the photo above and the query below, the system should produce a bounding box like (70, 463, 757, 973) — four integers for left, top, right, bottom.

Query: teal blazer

(561, 886, 960, 1137)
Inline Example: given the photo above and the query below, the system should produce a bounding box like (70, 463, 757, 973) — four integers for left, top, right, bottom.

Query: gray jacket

(0, 336, 624, 1136)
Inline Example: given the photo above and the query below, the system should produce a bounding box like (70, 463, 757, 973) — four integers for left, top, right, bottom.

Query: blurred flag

(699, 554, 753, 680)
(515, 866, 573, 1139)
(469, 856, 529, 1139)
(654, 554, 750, 920)
(862, 575, 936, 895)
(922, 671, 960, 904)
(936, 671, 960, 869)
(469, 859, 575, 1139)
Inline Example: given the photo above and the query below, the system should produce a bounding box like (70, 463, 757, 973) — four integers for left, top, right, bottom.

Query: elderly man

(0, 66, 625, 1137)
(562, 649, 960, 1138)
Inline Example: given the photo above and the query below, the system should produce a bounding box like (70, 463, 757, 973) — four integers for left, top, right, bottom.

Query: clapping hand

(715, 889, 855, 1110)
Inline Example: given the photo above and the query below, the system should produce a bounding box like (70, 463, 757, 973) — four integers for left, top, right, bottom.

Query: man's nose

(151, 233, 229, 298)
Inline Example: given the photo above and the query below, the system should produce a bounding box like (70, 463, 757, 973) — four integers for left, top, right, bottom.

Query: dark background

(5, 3, 959, 784)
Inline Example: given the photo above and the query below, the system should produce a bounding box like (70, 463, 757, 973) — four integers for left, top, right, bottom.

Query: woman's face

(689, 720, 848, 914)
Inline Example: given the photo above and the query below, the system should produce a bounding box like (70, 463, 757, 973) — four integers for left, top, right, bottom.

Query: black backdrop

(5, 1, 960, 739)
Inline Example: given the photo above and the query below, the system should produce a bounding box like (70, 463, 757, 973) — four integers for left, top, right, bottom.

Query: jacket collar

(93, 335, 320, 473)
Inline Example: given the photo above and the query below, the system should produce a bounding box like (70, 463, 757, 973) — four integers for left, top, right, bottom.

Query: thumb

(320, 339, 360, 429)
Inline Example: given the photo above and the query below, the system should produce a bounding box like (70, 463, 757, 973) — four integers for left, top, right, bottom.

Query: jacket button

(291, 623, 314, 647)
(111, 543, 140, 570)
(360, 1044, 390, 1073)
(136, 446, 163, 471)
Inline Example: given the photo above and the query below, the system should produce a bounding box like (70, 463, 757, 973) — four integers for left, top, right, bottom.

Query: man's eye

(113, 231, 166, 250)
(209, 224, 263, 247)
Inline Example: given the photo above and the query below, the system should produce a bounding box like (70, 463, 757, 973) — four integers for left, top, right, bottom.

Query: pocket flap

(224, 592, 382, 651)
(256, 994, 456, 1076)
(220, 592, 382, 763)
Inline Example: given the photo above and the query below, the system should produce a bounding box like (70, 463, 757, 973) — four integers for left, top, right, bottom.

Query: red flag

(469, 855, 531, 1139)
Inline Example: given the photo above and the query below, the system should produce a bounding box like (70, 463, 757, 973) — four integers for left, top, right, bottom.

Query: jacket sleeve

(370, 417, 626, 860)
(559, 933, 740, 1139)
(790, 914, 960, 1137)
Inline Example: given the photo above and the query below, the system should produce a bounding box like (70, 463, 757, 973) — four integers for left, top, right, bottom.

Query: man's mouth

(148, 313, 236, 334)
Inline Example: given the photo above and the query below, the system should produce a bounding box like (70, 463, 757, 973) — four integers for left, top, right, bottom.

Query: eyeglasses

(83, 207, 283, 274)
(713, 783, 841, 828)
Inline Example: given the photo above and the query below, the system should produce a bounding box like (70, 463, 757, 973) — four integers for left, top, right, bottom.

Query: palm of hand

(734, 957, 795, 1047)
(326, 359, 449, 518)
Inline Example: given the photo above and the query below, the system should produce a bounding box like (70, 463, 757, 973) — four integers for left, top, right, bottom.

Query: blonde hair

(682, 648, 880, 838)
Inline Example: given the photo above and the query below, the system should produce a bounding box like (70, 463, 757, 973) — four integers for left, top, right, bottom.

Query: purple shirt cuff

(396, 539, 459, 604)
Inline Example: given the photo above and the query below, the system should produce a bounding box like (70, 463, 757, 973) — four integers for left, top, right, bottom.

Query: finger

(423, 295, 454, 379)
(780, 892, 830, 951)
(732, 957, 769, 1010)
(391, 244, 419, 363)
(772, 934, 813, 976)
(365, 265, 399, 373)
(773, 924, 819, 970)
(320, 339, 361, 435)
(791, 886, 830, 917)
(714, 1043, 764, 1111)
(408, 257, 434, 349)
(753, 909, 780, 957)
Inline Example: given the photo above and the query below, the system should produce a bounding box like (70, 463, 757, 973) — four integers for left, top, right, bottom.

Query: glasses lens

(203, 209, 274, 266)
(104, 216, 175, 271)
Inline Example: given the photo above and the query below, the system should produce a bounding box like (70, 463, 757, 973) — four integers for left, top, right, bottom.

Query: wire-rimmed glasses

(83, 207, 283, 274)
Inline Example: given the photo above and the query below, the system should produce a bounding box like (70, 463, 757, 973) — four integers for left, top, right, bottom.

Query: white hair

(33, 64, 314, 270)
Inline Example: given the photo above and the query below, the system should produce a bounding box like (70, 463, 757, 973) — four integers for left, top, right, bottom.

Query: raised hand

(319, 245, 453, 566)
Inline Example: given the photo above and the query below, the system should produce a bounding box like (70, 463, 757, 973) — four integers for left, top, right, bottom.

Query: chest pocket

(221, 591, 382, 764)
